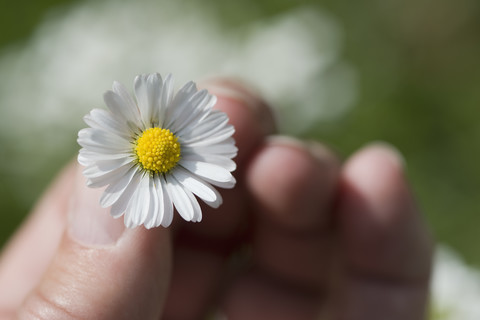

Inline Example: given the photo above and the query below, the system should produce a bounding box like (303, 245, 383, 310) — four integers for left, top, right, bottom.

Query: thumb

(18, 165, 172, 320)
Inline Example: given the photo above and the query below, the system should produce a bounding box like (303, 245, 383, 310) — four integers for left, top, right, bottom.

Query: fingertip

(245, 137, 340, 289)
(343, 142, 406, 190)
(339, 142, 432, 280)
(68, 164, 125, 247)
(341, 143, 412, 228)
(247, 136, 339, 231)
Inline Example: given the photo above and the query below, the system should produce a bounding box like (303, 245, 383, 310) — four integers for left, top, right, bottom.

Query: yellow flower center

(135, 127, 181, 174)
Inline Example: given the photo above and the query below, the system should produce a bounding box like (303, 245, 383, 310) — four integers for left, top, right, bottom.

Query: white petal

(112, 81, 139, 116)
(144, 177, 160, 229)
(165, 174, 195, 221)
(179, 110, 228, 143)
(217, 151, 238, 159)
(110, 170, 142, 218)
(164, 81, 197, 129)
(82, 164, 131, 179)
(182, 138, 238, 156)
(169, 89, 213, 134)
(159, 175, 174, 227)
(125, 175, 150, 227)
(136, 177, 152, 226)
(180, 160, 236, 184)
(100, 166, 139, 208)
(181, 152, 236, 172)
(84, 162, 133, 188)
(84, 108, 131, 139)
(82, 157, 131, 178)
(183, 126, 235, 147)
(78, 128, 131, 152)
(202, 193, 223, 209)
(79, 143, 130, 155)
(152, 175, 165, 228)
(159, 74, 174, 127)
(172, 167, 222, 208)
(77, 154, 92, 167)
(134, 73, 163, 127)
(200, 175, 236, 189)
(147, 73, 163, 125)
(79, 149, 130, 160)
(78, 150, 131, 166)
(95, 156, 133, 172)
(133, 74, 150, 124)
(185, 188, 202, 222)
(104, 90, 141, 128)
(124, 205, 135, 228)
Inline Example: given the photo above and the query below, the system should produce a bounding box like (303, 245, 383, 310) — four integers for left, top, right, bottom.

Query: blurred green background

(0, 0, 479, 272)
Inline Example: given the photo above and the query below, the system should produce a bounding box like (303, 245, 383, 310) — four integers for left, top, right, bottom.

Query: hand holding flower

(0, 77, 432, 320)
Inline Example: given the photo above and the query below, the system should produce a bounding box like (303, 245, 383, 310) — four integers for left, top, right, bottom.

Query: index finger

(162, 78, 276, 319)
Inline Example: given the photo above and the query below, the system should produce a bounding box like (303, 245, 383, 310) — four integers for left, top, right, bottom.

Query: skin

(0, 79, 433, 320)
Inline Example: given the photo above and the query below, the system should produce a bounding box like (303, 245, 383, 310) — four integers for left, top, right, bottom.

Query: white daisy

(77, 73, 237, 228)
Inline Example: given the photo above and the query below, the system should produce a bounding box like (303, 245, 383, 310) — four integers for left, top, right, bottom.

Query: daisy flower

(77, 73, 237, 228)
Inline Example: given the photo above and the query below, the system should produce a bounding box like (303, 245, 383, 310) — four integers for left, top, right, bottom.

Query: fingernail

(68, 166, 125, 246)
(268, 136, 339, 169)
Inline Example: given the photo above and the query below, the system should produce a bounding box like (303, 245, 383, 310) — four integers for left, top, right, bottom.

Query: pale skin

(0, 79, 432, 320)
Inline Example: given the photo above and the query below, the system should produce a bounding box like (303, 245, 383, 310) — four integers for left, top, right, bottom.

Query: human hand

(0, 79, 432, 320)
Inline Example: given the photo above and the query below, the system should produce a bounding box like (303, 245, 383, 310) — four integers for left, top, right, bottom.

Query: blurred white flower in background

(0, 0, 356, 202)
(430, 246, 480, 320)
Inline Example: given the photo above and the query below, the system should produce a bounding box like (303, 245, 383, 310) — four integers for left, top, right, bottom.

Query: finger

(222, 137, 340, 320)
(13, 166, 171, 320)
(162, 79, 276, 319)
(0, 162, 75, 313)
(172, 78, 276, 237)
(335, 143, 433, 320)
(219, 273, 324, 320)
(248, 137, 339, 287)
(247, 137, 339, 231)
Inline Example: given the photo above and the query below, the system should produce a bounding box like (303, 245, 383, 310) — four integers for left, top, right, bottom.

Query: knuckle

(18, 289, 81, 320)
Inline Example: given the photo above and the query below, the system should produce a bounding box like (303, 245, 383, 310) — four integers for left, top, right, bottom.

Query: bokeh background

(0, 0, 479, 318)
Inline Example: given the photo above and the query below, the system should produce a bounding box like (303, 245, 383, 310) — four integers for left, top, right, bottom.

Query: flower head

(77, 73, 237, 228)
